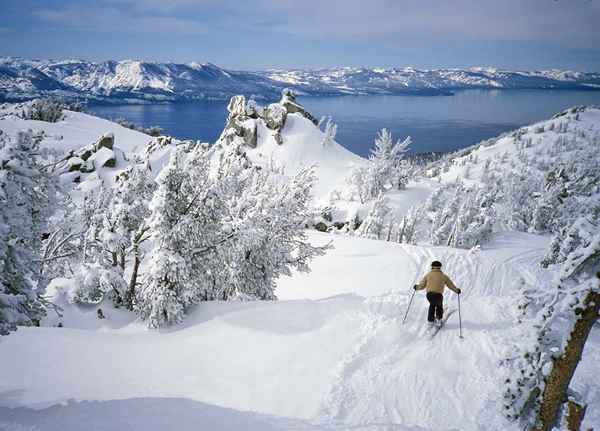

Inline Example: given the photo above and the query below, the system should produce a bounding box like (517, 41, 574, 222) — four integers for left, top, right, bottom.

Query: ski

(423, 305, 448, 336)
(429, 308, 456, 339)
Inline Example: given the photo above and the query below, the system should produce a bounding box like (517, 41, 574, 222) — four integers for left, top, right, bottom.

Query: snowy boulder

(264, 103, 287, 131)
(227, 95, 247, 118)
(220, 95, 259, 148)
(89, 147, 117, 168)
(224, 118, 258, 148)
(246, 99, 260, 118)
(67, 156, 84, 172)
(96, 133, 115, 151)
(79, 146, 94, 161)
(280, 88, 318, 126)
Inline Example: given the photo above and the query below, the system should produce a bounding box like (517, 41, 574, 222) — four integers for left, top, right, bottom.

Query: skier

(414, 260, 461, 327)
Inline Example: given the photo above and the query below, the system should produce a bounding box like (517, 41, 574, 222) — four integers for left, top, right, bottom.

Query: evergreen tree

(0, 131, 55, 335)
(355, 193, 392, 240)
(348, 129, 411, 203)
(137, 143, 328, 328)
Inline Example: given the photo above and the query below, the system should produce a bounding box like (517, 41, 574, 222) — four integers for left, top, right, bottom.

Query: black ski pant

(426, 292, 444, 322)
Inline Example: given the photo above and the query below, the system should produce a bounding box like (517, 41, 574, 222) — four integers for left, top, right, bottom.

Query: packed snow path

(312, 234, 550, 430)
(1, 232, 598, 431)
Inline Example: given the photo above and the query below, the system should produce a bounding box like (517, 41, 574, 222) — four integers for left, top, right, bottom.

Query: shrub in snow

(137, 143, 329, 328)
(69, 262, 126, 305)
(0, 131, 56, 335)
(22, 98, 83, 123)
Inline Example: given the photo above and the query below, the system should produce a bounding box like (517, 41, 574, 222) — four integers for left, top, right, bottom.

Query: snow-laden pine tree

(136, 148, 203, 328)
(71, 187, 127, 305)
(448, 188, 496, 249)
(320, 117, 338, 147)
(137, 143, 328, 328)
(348, 129, 411, 202)
(54, 161, 158, 307)
(100, 164, 157, 308)
(0, 131, 55, 335)
(429, 184, 462, 246)
(394, 206, 421, 244)
(355, 193, 392, 240)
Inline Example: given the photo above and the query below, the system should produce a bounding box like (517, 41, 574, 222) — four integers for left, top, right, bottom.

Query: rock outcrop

(63, 132, 119, 180)
(218, 89, 318, 149)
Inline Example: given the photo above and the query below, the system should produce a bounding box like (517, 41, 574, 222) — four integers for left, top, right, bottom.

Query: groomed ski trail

(316, 232, 550, 431)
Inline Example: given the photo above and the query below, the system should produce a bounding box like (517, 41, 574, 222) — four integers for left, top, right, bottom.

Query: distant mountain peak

(1, 58, 599, 104)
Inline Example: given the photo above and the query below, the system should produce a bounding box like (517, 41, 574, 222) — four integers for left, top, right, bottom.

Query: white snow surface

(0, 108, 152, 155)
(2, 231, 598, 430)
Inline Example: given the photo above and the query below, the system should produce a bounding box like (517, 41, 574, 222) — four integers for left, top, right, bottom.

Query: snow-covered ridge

(2, 57, 600, 103)
(261, 66, 600, 95)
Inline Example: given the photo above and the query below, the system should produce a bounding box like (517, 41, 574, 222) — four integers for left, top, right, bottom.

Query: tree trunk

(126, 247, 141, 311)
(566, 400, 587, 431)
(532, 288, 599, 431)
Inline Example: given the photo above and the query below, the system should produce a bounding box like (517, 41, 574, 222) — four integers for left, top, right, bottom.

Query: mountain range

(1, 57, 599, 104)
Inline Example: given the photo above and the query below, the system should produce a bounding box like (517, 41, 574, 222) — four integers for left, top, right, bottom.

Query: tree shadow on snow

(0, 397, 320, 431)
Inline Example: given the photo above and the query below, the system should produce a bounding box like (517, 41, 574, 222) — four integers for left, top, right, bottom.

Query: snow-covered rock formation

(216, 90, 364, 200)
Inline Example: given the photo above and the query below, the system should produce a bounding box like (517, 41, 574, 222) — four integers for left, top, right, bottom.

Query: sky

(1, 0, 599, 71)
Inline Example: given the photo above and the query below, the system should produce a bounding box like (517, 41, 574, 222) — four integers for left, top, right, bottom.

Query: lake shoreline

(88, 89, 600, 157)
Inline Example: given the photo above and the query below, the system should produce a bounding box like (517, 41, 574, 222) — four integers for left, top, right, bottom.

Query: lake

(90, 89, 600, 157)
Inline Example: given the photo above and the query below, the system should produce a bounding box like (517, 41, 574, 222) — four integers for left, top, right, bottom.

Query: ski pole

(402, 287, 416, 324)
(457, 292, 463, 339)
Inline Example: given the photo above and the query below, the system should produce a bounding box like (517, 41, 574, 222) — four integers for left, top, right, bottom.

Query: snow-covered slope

(1, 231, 597, 430)
(429, 105, 600, 188)
(2, 57, 600, 103)
(0, 106, 152, 154)
(1, 102, 599, 430)
(248, 114, 363, 199)
(216, 91, 364, 201)
(0, 103, 158, 194)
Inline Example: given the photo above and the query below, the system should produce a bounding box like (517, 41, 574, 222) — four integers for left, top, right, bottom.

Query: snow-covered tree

(101, 164, 156, 308)
(449, 188, 496, 248)
(320, 116, 337, 147)
(503, 209, 600, 429)
(0, 131, 55, 335)
(430, 184, 462, 246)
(355, 193, 392, 240)
(137, 143, 328, 328)
(348, 129, 411, 203)
(22, 98, 84, 123)
(394, 206, 422, 245)
(136, 148, 201, 327)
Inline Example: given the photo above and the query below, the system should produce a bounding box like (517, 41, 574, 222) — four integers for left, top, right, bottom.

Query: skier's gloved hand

(413, 284, 418, 290)
(456, 288, 462, 294)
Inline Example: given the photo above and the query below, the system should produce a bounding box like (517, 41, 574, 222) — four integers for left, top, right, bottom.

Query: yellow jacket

(416, 268, 459, 294)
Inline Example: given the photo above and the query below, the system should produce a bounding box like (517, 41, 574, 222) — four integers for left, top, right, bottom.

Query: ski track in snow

(314, 233, 549, 431)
